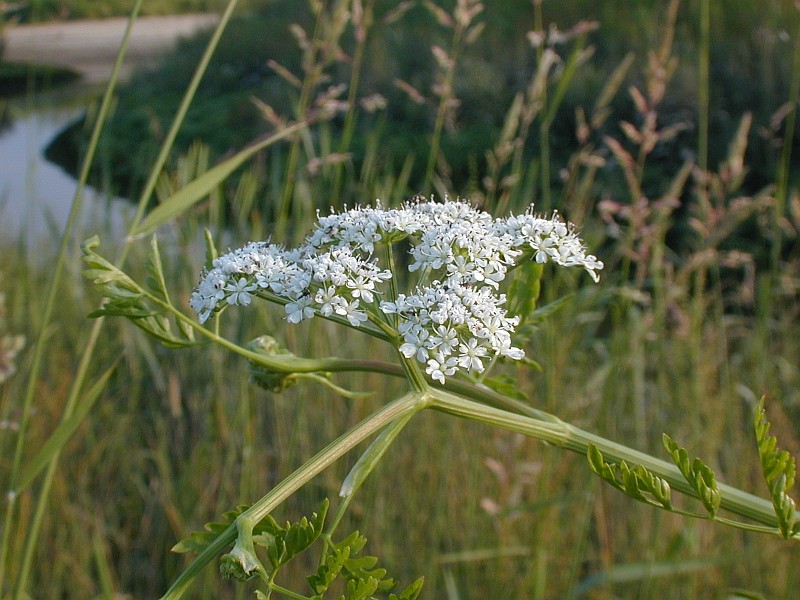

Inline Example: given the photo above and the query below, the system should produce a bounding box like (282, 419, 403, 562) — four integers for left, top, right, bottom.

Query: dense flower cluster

(190, 198, 603, 382)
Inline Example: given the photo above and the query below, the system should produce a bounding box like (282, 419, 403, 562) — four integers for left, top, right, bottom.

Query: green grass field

(2, 0, 800, 598)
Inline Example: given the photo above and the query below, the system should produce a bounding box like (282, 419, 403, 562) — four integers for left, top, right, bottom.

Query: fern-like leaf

(754, 397, 799, 538)
(308, 543, 351, 595)
(172, 505, 251, 554)
(342, 576, 380, 600)
(82, 236, 197, 348)
(254, 499, 329, 570)
(662, 434, 721, 517)
(389, 577, 425, 600)
(587, 444, 672, 509)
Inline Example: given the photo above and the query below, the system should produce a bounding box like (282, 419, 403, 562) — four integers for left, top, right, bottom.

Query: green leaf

(390, 577, 424, 600)
(543, 34, 591, 127)
(124, 311, 198, 348)
(203, 227, 219, 269)
(343, 553, 395, 593)
(663, 434, 721, 517)
(511, 295, 573, 349)
(342, 576, 379, 600)
(253, 499, 329, 570)
(308, 544, 351, 595)
(83, 237, 198, 348)
(340, 413, 415, 499)
(483, 374, 529, 403)
(132, 121, 307, 237)
(754, 397, 799, 538)
(587, 444, 671, 510)
(507, 259, 543, 326)
(173, 505, 252, 554)
(81, 237, 141, 294)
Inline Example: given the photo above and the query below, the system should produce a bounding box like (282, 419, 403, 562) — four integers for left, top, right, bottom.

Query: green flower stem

(160, 391, 430, 600)
(139, 284, 568, 423)
(398, 354, 430, 393)
(268, 582, 310, 600)
(383, 241, 401, 329)
(255, 290, 393, 342)
(428, 388, 792, 531)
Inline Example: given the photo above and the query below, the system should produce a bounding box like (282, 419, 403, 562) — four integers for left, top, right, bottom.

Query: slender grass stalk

(330, 0, 374, 209)
(3, 1, 243, 596)
(422, 20, 465, 194)
(771, 8, 800, 285)
(276, 4, 333, 234)
(533, 0, 551, 212)
(698, 0, 710, 173)
(125, 0, 242, 240)
(0, 1, 145, 593)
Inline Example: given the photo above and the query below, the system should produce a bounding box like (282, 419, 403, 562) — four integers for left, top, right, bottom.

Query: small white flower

(347, 275, 376, 303)
(336, 299, 369, 327)
(458, 338, 488, 372)
(286, 296, 315, 323)
(399, 325, 432, 362)
(430, 325, 459, 355)
(314, 286, 341, 317)
(426, 354, 459, 384)
(225, 277, 257, 306)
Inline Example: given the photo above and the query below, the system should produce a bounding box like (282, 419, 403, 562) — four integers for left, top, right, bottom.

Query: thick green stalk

(160, 391, 429, 600)
(428, 388, 788, 530)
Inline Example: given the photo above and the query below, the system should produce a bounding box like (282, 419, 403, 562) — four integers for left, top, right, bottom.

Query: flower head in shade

(190, 198, 603, 382)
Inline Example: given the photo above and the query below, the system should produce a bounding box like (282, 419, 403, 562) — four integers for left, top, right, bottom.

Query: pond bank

(2, 13, 218, 83)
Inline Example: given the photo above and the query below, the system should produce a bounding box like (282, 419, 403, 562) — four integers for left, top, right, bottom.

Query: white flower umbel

(190, 198, 603, 382)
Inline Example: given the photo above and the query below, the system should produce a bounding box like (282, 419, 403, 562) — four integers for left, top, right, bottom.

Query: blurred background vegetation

(44, 0, 800, 240)
(2, 0, 800, 598)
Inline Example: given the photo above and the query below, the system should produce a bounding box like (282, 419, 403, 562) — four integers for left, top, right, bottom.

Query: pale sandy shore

(2, 14, 219, 82)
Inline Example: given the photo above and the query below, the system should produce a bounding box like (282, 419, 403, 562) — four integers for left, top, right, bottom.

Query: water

(0, 100, 133, 246)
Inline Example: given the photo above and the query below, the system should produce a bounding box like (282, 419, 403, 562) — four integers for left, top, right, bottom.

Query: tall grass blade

(6, 2, 244, 597)
(543, 38, 592, 128)
(0, 1, 145, 594)
(132, 121, 307, 237)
